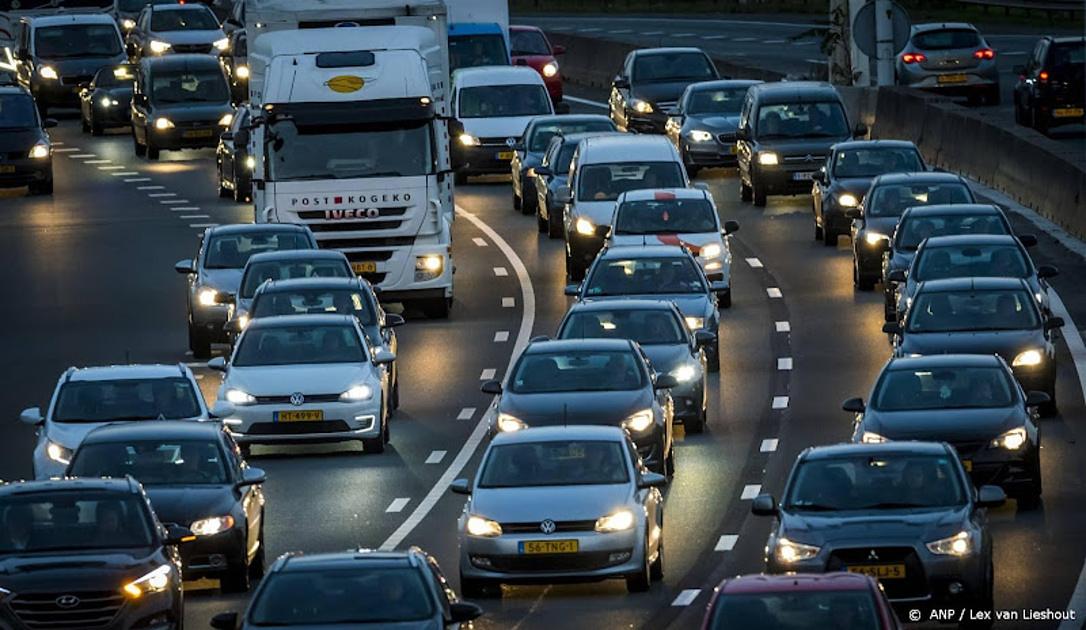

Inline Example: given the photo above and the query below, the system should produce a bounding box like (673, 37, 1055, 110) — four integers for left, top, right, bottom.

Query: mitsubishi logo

(55, 595, 80, 609)
(867, 549, 880, 561)
(289, 393, 305, 406)
(539, 519, 557, 535)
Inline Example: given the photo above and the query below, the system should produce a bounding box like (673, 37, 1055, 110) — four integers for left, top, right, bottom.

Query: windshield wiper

(786, 503, 840, 511)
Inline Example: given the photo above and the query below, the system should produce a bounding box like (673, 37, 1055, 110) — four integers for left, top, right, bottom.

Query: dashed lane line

(124, 178, 150, 182)
(425, 451, 447, 465)
(777, 357, 793, 370)
(493, 266, 508, 277)
(472, 237, 487, 247)
(171, 207, 200, 211)
(740, 485, 762, 500)
(147, 192, 176, 197)
(457, 407, 476, 421)
(98, 165, 125, 170)
(502, 297, 515, 308)
(83, 159, 110, 164)
(745, 257, 763, 268)
(111, 171, 139, 176)
(179, 215, 209, 219)
(386, 498, 410, 513)
(493, 331, 509, 343)
(53, 147, 79, 153)
(760, 439, 779, 453)
(190, 223, 219, 228)
(766, 287, 783, 298)
(160, 199, 189, 204)
(138, 185, 164, 190)
(671, 589, 701, 606)
(715, 535, 738, 552)
(772, 396, 789, 409)
(480, 368, 496, 380)
(775, 321, 791, 332)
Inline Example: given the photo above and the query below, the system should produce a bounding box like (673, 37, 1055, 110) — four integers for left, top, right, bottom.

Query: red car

(510, 25, 564, 103)
(701, 573, 901, 629)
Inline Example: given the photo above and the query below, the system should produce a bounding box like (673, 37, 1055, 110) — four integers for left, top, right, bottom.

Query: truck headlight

(245, 156, 256, 170)
(542, 61, 559, 78)
(213, 38, 230, 51)
(990, 427, 1027, 450)
(197, 288, 220, 306)
(671, 363, 697, 383)
(926, 531, 974, 557)
(684, 316, 704, 331)
(595, 509, 635, 533)
(1012, 349, 1042, 367)
(622, 409, 654, 433)
(837, 193, 859, 207)
(190, 515, 235, 537)
(122, 565, 171, 598)
(38, 66, 58, 80)
(496, 413, 527, 432)
(757, 152, 779, 166)
(236, 65, 250, 79)
(466, 515, 502, 538)
(28, 142, 50, 159)
(864, 231, 889, 246)
(700, 243, 723, 259)
(574, 217, 595, 236)
(775, 538, 820, 563)
(154, 117, 175, 130)
(687, 129, 713, 143)
(415, 254, 444, 281)
(860, 431, 887, 444)
(218, 113, 233, 127)
(224, 389, 256, 405)
(149, 40, 172, 54)
(458, 133, 480, 146)
(46, 440, 72, 465)
(339, 384, 374, 402)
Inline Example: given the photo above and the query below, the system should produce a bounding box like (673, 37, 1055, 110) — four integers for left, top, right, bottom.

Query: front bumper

(32, 79, 82, 107)
(1012, 362, 1056, 396)
(190, 302, 231, 342)
(950, 440, 1040, 496)
(754, 164, 821, 195)
(625, 110, 668, 134)
(669, 379, 704, 420)
(93, 101, 134, 126)
(460, 526, 642, 583)
(683, 139, 739, 167)
(566, 228, 606, 269)
(0, 587, 179, 630)
(454, 144, 515, 176)
(225, 401, 381, 445)
(854, 233, 890, 277)
(0, 158, 51, 188)
(820, 198, 855, 235)
(149, 124, 223, 150)
(180, 528, 245, 580)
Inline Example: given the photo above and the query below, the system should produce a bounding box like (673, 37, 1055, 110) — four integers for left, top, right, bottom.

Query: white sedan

(209, 314, 394, 454)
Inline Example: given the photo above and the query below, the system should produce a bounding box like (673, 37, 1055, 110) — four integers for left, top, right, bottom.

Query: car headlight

(340, 384, 374, 402)
(775, 537, 820, 563)
(236, 314, 250, 330)
(458, 133, 480, 146)
(224, 389, 256, 405)
(622, 409, 654, 433)
(541, 61, 559, 78)
(38, 66, 58, 80)
(837, 193, 859, 207)
(671, 363, 697, 383)
(28, 142, 50, 159)
(496, 413, 527, 433)
(190, 515, 235, 537)
(684, 316, 705, 331)
(213, 38, 230, 51)
(149, 40, 172, 54)
(197, 287, 220, 306)
(154, 117, 175, 130)
(687, 129, 713, 143)
(121, 18, 136, 30)
(757, 152, 779, 166)
(991, 426, 1027, 450)
(466, 515, 502, 538)
(122, 564, 172, 598)
(926, 531, 974, 557)
(236, 65, 250, 79)
(595, 509, 635, 533)
(860, 431, 887, 444)
(1012, 349, 1043, 367)
(218, 113, 233, 127)
(574, 217, 596, 236)
(99, 96, 120, 107)
(244, 156, 256, 170)
(631, 99, 653, 114)
(46, 440, 72, 465)
(700, 243, 723, 259)
(864, 231, 889, 246)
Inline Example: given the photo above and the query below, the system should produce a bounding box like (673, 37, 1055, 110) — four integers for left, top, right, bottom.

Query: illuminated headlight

(671, 363, 697, 383)
(864, 231, 889, 246)
(154, 117, 175, 130)
(149, 40, 172, 54)
(1035, 292, 1044, 304)
(1012, 349, 1042, 367)
(213, 38, 230, 52)
(122, 565, 171, 598)
(218, 113, 233, 127)
(244, 156, 256, 170)
(574, 217, 596, 236)
(38, 66, 58, 80)
(704, 261, 723, 271)
(595, 509, 635, 533)
(631, 99, 653, 114)
(415, 254, 444, 281)
(190, 515, 235, 537)
(837, 193, 859, 207)
(236, 65, 250, 79)
(197, 288, 220, 306)
(339, 384, 374, 402)
(926, 531, 975, 557)
(121, 18, 136, 30)
(622, 409, 654, 433)
(990, 426, 1027, 450)
(757, 152, 779, 166)
(28, 142, 50, 159)
(458, 133, 480, 146)
(496, 413, 527, 433)
(542, 61, 559, 78)
(775, 538, 820, 563)
(700, 243, 723, 259)
(860, 431, 887, 444)
(684, 316, 705, 331)
(224, 389, 256, 405)
(46, 440, 72, 465)
(466, 515, 502, 538)
(687, 129, 713, 143)
(236, 314, 250, 330)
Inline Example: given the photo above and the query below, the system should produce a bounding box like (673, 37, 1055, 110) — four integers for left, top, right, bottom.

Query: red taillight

(902, 53, 926, 64)
(973, 48, 995, 60)
(1039, 70, 1050, 82)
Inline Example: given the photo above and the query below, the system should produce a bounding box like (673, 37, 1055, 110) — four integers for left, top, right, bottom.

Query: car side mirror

(220, 131, 234, 142)
(637, 472, 668, 489)
(976, 485, 1006, 508)
(552, 44, 566, 56)
(722, 220, 739, 235)
(654, 373, 678, 389)
(555, 185, 572, 204)
(207, 357, 228, 372)
(751, 494, 778, 516)
(164, 524, 196, 546)
(665, 107, 680, 117)
(210, 401, 234, 418)
(533, 166, 553, 178)
(564, 283, 580, 296)
(842, 397, 866, 413)
(449, 478, 471, 495)
(693, 330, 715, 348)
(449, 601, 484, 623)
(19, 407, 43, 426)
(174, 259, 195, 274)
(1025, 390, 1051, 408)
(1044, 317, 1065, 331)
(811, 170, 826, 184)
(480, 380, 502, 395)
(224, 318, 244, 334)
(373, 349, 396, 365)
(1017, 233, 1037, 248)
(13, 49, 27, 61)
(595, 224, 611, 238)
(693, 182, 709, 192)
(853, 123, 868, 138)
(555, 101, 571, 115)
(612, 76, 629, 89)
(844, 208, 862, 220)
(882, 322, 902, 335)
(78, 82, 90, 91)
(210, 612, 238, 630)
(888, 269, 907, 283)
(237, 467, 266, 487)
(515, 58, 528, 66)
(383, 313, 405, 328)
(735, 127, 749, 141)
(1036, 264, 1058, 279)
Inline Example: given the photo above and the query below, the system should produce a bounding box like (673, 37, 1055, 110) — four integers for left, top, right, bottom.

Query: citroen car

(67, 421, 268, 592)
(1014, 36, 1085, 134)
(125, 3, 228, 61)
(510, 113, 615, 215)
(811, 140, 924, 247)
(175, 223, 317, 359)
(79, 63, 136, 135)
(557, 299, 713, 433)
(216, 105, 252, 202)
(0, 477, 190, 630)
(896, 23, 1000, 105)
(530, 131, 623, 239)
(231, 249, 355, 323)
(209, 314, 395, 454)
(19, 364, 210, 480)
(131, 54, 233, 160)
(450, 426, 668, 596)
(609, 47, 719, 134)
(480, 338, 677, 474)
(752, 442, 1003, 616)
(884, 277, 1063, 414)
(567, 245, 723, 372)
(510, 25, 565, 103)
(851, 172, 974, 291)
(664, 79, 761, 174)
(0, 84, 55, 195)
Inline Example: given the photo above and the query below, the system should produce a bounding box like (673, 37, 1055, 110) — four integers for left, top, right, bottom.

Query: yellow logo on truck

(325, 75, 365, 93)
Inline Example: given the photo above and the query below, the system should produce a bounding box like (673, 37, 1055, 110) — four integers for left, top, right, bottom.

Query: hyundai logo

(289, 392, 305, 406)
(867, 549, 880, 561)
(539, 519, 557, 535)
(55, 595, 80, 609)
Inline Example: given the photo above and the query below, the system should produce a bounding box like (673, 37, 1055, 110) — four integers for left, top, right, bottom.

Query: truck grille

(10, 590, 125, 629)
(826, 546, 928, 600)
(296, 207, 410, 234)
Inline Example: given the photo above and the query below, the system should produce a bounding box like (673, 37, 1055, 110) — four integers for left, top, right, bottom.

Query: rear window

(54, 377, 202, 422)
(527, 120, 614, 152)
(205, 232, 312, 269)
(576, 161, 685, 202)
(913, 29, 981, 51)
(915, 244, 1029, 281)
(614, 198, 718, 234)
(240, 259, 352, 297)
(866, 182, 973, 217)
(708, 591, 880, 630)
(894, 213, 1009, 250)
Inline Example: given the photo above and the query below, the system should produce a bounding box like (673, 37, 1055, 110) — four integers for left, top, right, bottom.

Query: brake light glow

(973, 48, 995, 60)
(1039, 71, 1049, 82)
(901, 53, 926, 64)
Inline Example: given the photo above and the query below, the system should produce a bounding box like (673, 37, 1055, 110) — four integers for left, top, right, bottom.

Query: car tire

(28, 179, 53, 196)
(547, 208, 563, 239)
(752, 181, 767, 207)
(454, 171, 468, 186)
(218, 172, 231, 198)
(146, 140, 160, 161)
(219, 555, 251, 594)
(133, 130, 147, 157)
(188, 323, 211, 359)
(625, 541, 652, 593)
(686, 404, 706, 435)
(985, 86, 1001, 107)
(248, 524, 266, 583)
(567, 252, 585, 282)
(707, 339, 720, 373)
(512, 187, 521, 211)
(421, 297, 451, 319)
(90, 116, 104, 136)
(813, 215, 824, 242)
(391, 367, 400, 411)
(81, 114, 90, 133)
(1031, 108, 1050, 135)
(822, 224, 837, 247)
(740, 180, 752, 202)
(718, 289, 731, 309)
(664, 445, 675, 477)
(1018, 474, 1043, 510)
(959, 562, 995, 629)
(649, 536, 664, 582)
(460, 573, 499, 599)
(1014, 97, 1027, 126)
(362, 432, 385, 454)
(853, 259, 876, 291)
(686, 163, 700, 179)
(536, 208, 547, 233)
(233, 181, 249, 203)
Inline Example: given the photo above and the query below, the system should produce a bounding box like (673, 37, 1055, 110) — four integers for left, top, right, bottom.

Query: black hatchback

(131, 54, 232, 160)
(0, 85, 55, 195)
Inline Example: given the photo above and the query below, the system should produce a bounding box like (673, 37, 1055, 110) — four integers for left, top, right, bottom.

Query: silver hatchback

(895, 23, 1000, 105)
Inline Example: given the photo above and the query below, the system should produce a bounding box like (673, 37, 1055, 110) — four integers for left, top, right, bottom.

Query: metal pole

(874, 0, 895, 86)
(849, 0, 870, 86)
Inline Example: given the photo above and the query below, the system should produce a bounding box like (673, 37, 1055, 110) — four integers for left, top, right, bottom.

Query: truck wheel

(421, 297, 451, 319)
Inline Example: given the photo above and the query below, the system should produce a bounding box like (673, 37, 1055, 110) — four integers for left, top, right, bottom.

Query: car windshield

(458, 84, 551, 118)
(685, 86, 748, 115)
(267, 118, 433, 180)
(53, 377, 202, 422)
(0, 493, 153, 554)
(560, 309, 686, 345)
(510, 29, 550, 56)
(34, 24, 122, 58)
(527, 120, 614, 152)
(70, 439, 229, 485)
(577, 162, 685, 202)
(119, 0, 178, 10)
(95, 65, 136, 88)
(785, 454, 967, 511)
(249, 567, 435, 624)
(875, 366, 1016, 411)
(708, 591, 880, 630)
(913, 29, 981, 51)
(509, 350, 644, 393)
(150, 8, 219, 31)
(449, 34, 507, 70)
(895, 213, 1009, 250)
(233, 324, 366, 366)
(915, 244, 1029, 281)
(833, 147, 922, 177)
(151, 69, 229, 104)
(614, 198, 718, 234)
(0, 94, 38, 130)
(757, 102, 848, 139)
(632, 52, 715, 83)
(866, 182, 972, 217)
(240, 259, 351, 298)
(479, 441, 630, 488)
(907, 289, 1040, 332)
(204, 231, 312, 269)
(585, 256, 706, 296)
(252, 288, 377, 326)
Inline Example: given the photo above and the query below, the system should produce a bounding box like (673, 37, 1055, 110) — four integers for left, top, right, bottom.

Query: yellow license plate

(520, 540, 579, 554)
(0, 165, 14, 173)
(497, 151, 515, 160)
(275, 410, 324, 422)
(1053, 108, 1084, 118)
(728, 145, 738, 155)
(848, 564, 906, 579)
(351, 262, 377, 274)
(937, 73, 968, 85)
(962, 459, 973, 472)
(182, 129, 215, 139)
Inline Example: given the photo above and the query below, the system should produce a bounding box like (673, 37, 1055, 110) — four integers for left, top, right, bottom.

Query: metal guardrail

(957, 0, 1084, 16)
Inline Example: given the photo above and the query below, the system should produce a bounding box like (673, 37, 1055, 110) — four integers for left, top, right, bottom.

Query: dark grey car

(510, 114, 616, 215)
(609, 47, 719, 134)
(663, 79, 760, 175)
(530, 131, 623, 239)
(752, 442, 1004, 621)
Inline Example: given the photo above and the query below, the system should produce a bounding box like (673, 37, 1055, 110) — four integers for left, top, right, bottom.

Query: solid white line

(180, 214, 209, 219)
(425, 450, 447, 465)
(138, 185, 164, 190)
(494, 331, 510, 343)
(380, 206, 536, 552)
(564, 95, 608, 109)
(147, 192, 176, 197)
(578, 27, 601, 32)
(457, 407, 476, 421)
(766, 287, 783, 298)
(760, 438, 779, 452)
(480, 368, 496, 380)
(386, 498, 410, 513)
(775, 321, 791, 332)
(772, 396, 789, 409)
(1055, 289, 1086, 629)
(125, 178, 151, 182)
(777, 357, 793, 370)
(715, 534, 739, 551)
(190, 223, 219, 228)
(493, 266, 508, 277)
(671, 589, 701, 606)
(502, 297, 515, 308)
(745, 257, 763, 268)
(472, 237, 487, 247)
(741, 484, 762, 500)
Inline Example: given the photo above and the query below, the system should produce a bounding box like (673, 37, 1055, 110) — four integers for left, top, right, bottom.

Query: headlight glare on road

(458, 133, 480, 147)
(236, 65, 250, 79)
(775, 537, 820, 563)
(595, 509, 635, 533)
(46, 440, 72, 464)
(757, 152, 779, 166)
(154, 117, 175, 130)
(1012, 349, 1042, 367)
(197, 288, 219, 306)
(864, 231, 889, 246)
(672, 363, 697, 383)
(632, 99, 653, 114)
(38, 66, 58, 80)
(574, 217, 596, 236)
(926, 531, 974, 557)
(837, 193, 859, 207)
(218, 113, 233, 127)
(340, 384, 374, 402)
(542, 61, 559, 78)
(225, 389, 256, 405)
(122, 564, 171, 598)
(700, 243, 723, 259)
(622, 409, 654, 433)
(213, 38, 230, 51)
(466, 515, 502, 538)
(991, 426, 1027, 450)
(860, 431, 887, 444)
(149, 40, 172, 54)
(28, 142, 50, 159)
(190, 515, 235, 537)
(688, 129, 713, 143)
(497, 413, 527, 433)
(684, 316, 704, 331)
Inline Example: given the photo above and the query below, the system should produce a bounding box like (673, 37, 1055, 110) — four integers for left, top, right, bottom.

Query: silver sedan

(450, 425, 667, 597)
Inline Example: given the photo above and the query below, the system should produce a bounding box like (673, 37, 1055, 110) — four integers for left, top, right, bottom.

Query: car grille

(253, 393, 342, 405)
(655, 100, 677, 111)
(783, 154, 826, 164)
(61, 75, 93, 87)
(173, 44, 213, 54)
(717, 132, 736, 144)
(246, 420, 351, 435)
(9, 590, 125, 629)
(297, 207, 410, 234)
(4, 150, 27, 160)
(500, 520, 597, 534)
(826, 546, 928, 600)
(946, 439, 988, 460)
(483, 550, 627, 572)
(477, 136, 514, 147)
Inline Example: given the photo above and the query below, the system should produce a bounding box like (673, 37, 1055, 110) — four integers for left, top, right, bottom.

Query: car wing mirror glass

(210, 400, 234, 418)
(1036, 264, 1058, 279)
(449, 478, 471, 495)
(563, 283, 580, 296)
(882, 322, 902, 335)
(19, 407, 43, 426)
(654, 373, 678, 389)
(976, 485, 1006, 508)
(722, 220, 739, 235)
(842, 397, 865, 413)
(612, 76, 629, 89)
(165, 524, 195, 545)
(1017, 233, 1037, 248)
(207, 357, 228, 372)
(555, 101, 571, 114)
(1045, 317, 1064, 331)
(887, 269, 907, 283)
(480, 380, 502, 395)
(237, 467, 266, 487)
(751, 494, 778, 516)
(174, 259, 195, 274)
(693, 330, 715, 348)
(373, 349, 396, 365)
(552, 44, 566, 56)
(450, 601, 484, 623)
(1025, 390, 1051, 408)
(637, 472, 668, 489)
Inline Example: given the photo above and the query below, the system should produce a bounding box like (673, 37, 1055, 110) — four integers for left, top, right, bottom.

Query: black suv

(0, 477, 190, 630)
(1014, 36, 1084, 134)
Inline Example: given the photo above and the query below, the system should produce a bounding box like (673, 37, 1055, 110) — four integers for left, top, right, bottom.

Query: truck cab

(447, 0, 510, 70)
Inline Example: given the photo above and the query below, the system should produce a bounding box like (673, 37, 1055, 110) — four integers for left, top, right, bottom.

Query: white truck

(246, 2, 455, 318)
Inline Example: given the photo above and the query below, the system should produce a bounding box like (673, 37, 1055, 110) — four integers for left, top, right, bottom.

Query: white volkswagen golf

(209, 314, 394, 454)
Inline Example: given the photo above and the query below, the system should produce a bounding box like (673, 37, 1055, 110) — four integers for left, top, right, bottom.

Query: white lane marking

(775, 321, 791, 332)
(170, 206, 200, 211)
(777, 357, 793, 370)
(733, 37, 756, 42)
(763, 39, 786, 44)
(83, 159, 110, 164)
(760, 438, 779, 452)
(563, 95, 609, 110)
(671, 589, 701, 606)
(745, 257, 763, 268)
(805, 58, 828, 64)
(190, 223, 219, 228)
(493, 266, 508, 277)
(53, 147, 80, 153)
(125, 178, 151, 182)
(702, 35, 726, 40)
(425, 451, 447, 465)
(69, 154, 95, 158)
(111, 171, 139, 176)
(386, 498, 411, 513)
(578, 27, 601, 32)
(766, 287, 783, 298)
(161, 199, 189, 204)
(180, 214, 209, 219)
(642, 31, 663, 35)
(138, 185, 164, 190)
(147, 192, 176, 197)
(1002, 51, 1027, 56)
(98, 165, 125, 170)
(741, 484, 762, 500)
(380, 206, 536, 551)
(772, 396, 789, 409)
(609, 29, 632, 34)
(472, 237, 487, 247)
(715, 535, 739, 551)
(194, 374, 204, 380)
(502, 297, 515, 307)
(673, 33, 695, 37)
(494, 331, 510, 343)
(480, 368, 496, 380)
(457, 407, 476, 421)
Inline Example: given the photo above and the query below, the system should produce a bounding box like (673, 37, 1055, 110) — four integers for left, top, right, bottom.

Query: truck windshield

(268, 119, 433, 181)
(450, 34, 508, 69)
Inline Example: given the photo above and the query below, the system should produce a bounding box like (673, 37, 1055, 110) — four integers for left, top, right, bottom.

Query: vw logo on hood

(55, 595, 80, 609)
(539, 519, 557, 535)
(289, 393, 305, 406)
(505, 137, 518, 148)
